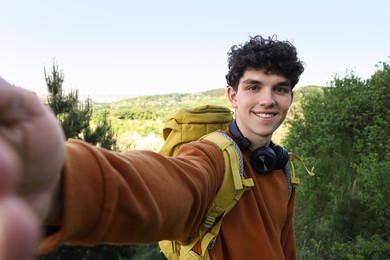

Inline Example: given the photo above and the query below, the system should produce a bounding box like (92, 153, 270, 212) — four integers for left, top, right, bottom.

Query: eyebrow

(241, 78, 291, 87)
(276, 81, 292, 87)
(241, 79, 262, 85)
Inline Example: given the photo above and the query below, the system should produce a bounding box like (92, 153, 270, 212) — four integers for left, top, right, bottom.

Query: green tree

(84, 110, 118, 150)
(39, 63, 163, 259)
(285, 61, 390, 259)
(44, 62, 116, 150)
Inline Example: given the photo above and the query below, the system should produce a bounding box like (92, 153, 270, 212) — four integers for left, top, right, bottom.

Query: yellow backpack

(158, 105, 312, 259)
(159, 105, 234, 156)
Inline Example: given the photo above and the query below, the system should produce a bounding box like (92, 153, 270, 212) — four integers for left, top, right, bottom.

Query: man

(0, 35, 304, 259)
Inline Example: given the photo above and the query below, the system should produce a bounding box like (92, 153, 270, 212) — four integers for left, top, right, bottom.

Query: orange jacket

(37, 130, 297, 260)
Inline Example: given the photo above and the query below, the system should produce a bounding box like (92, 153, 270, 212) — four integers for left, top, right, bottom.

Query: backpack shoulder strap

(179, 132, 254, 258)
(283, 162, 293, 199)
(203, 132, 250, 190)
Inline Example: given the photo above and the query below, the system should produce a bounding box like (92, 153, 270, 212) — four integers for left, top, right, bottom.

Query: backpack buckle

(203, 215, 216, 229)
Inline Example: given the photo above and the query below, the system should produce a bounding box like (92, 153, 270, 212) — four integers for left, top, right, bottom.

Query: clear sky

(1, 0, 389, 99)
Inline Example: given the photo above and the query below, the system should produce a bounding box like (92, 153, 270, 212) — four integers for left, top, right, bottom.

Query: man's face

(227, 69, 293, 148)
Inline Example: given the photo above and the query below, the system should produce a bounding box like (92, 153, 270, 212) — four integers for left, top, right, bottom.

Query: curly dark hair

(225, 35, 305, 90)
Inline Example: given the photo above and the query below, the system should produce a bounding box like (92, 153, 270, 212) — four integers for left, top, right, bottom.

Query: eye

(275, 87, 291, 94)
(248, 85, 259, 91)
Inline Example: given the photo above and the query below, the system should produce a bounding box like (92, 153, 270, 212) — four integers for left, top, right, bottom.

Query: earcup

(271, 144, 289, 170)
(251, 144, 289, 174)
(251, 147, 278, 174)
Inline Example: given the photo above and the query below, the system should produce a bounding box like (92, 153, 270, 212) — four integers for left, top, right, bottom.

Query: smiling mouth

(254, 113, 275, 118)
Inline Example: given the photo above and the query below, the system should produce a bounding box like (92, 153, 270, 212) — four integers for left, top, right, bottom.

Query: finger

(0, 76, 45, 123)
(0, 197, 41, 260)
(0, 137, 21, 194)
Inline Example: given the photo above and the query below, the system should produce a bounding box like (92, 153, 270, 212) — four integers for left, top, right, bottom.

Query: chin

(255, 132, 273, 139)
(255, 129, 276, 137)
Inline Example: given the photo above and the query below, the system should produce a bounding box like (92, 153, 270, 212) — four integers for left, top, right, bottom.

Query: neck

(249, 136, 272, 150)
(229, 119, 272, 149)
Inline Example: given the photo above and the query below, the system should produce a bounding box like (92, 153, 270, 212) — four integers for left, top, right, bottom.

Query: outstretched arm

(0, 77, 65, 259)
(0, 77, 225, 258)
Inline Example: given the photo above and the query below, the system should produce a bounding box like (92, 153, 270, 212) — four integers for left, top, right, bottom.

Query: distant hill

(92, 85, 324, 150)
(94, 88, 230, 111)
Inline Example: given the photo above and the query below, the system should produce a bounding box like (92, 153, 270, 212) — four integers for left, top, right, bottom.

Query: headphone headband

(228, 120, 251, 150)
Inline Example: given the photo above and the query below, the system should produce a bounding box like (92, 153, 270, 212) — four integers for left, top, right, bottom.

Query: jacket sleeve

(36, 139, 225, 254)
(280, 188, 298, 259)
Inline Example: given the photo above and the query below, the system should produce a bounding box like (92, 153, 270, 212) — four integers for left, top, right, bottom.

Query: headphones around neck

(229, 120, 289, 174)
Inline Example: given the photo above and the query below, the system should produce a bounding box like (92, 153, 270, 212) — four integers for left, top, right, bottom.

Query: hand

(0, 77, 65, 259)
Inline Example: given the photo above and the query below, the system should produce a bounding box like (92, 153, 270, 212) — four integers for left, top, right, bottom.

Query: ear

(227, 86, 237, 108)
(290, 91, 294, 106)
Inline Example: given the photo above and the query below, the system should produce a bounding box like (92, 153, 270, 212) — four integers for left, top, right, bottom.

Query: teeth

(257, 113, 273, 118)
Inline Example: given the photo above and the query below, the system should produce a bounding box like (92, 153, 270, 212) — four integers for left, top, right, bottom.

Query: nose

(258, 89, 275, 107)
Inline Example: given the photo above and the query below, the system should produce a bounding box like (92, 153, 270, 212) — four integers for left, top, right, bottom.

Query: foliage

(41, 63, 159, 259)
(284, 61, 390, 258)
(44, 62, 116, 150)
(84, 110, 118, 150)
(93, 88, 232, 151)
(94, 86, 311, 149)
(95, 88, 230, 121)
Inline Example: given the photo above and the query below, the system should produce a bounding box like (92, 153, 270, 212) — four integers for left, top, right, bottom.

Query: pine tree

(40, 62, 159, 260)
(44, 61, 116, 150)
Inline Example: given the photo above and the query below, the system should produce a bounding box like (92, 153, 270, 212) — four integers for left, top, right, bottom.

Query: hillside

(92, 85, 323, 151)
(94, 88, 230, 110)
